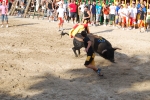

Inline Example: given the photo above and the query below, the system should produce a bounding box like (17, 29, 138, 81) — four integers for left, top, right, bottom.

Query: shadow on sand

(0, 52, 150, 100)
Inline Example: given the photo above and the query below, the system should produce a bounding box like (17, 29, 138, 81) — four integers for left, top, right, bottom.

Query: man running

(57, 3, 65, 31)
(74, 31, 103, 76)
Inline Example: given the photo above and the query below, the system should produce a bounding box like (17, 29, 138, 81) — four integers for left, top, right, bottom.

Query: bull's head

(101, 48, 121, 63)
(61, 31, 69, 38)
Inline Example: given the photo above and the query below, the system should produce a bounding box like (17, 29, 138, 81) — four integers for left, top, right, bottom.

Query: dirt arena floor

(0, 16, 150, 100)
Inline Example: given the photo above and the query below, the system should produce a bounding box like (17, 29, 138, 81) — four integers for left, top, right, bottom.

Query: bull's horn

(113, 47, 121, 50)
(102, 49, 107, 54)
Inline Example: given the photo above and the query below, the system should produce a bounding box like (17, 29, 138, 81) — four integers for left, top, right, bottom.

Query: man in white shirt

(78, 1, 85, 23)
(121, 4, 130, 30)
(129, 3, 137, 29)
(109, 2, 116, 26)
(57, 3, 65, 31)
(118, 5, 124, 27)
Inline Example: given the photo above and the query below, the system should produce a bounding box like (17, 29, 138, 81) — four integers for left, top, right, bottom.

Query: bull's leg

(72, 47, 78, 57)
(78, 49, 81, 55)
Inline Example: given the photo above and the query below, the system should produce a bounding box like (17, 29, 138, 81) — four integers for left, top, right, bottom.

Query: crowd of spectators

(0, 0, 150, 32)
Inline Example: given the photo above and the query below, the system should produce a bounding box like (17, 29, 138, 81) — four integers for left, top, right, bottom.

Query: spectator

(78, 1, 85, 23)
(87, 0, 91, 10)
(144, 1, 147, 9)
(141, 4, 146, 14)
(96, 1, 102, 25)
(136, 0, 141, 20)
(20, 1, 25, 17)
(121, 4, 130, 30)
(46, 0, 54, 22)
(103, 4, 110, 26)
(118, 5, 124, 28)
(61, 0, 67, 22)
(115, 0, 119, 5)
(57, 3, 65, 31)
(90, 0, 96, 26)
(115, 3, 120, 26)
(41, 0, 46, 20)
(138, 7, 146, 32)
(129, 3, 137, 29)
(121, 0, 125, 7)
(146, 4, 150, 29)
(0, 1, 8, 28)
(69, 0, 77, 24)
(83, 5, 90, 24)
(109, 2, 116, 27)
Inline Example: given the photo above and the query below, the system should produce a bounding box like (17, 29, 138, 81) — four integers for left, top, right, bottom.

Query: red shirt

(69, 3, 77, 13)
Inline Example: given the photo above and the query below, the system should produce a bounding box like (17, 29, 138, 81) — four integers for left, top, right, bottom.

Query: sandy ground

(0, 16, 150, 100)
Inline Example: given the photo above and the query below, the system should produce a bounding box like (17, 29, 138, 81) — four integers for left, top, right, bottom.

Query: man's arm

(86, 41, 91, 51)
(74, 37, 83, 42)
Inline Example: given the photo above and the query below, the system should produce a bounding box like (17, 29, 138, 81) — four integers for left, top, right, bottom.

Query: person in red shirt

(103, 4, 110, 26)
(69, 0, 77, 24)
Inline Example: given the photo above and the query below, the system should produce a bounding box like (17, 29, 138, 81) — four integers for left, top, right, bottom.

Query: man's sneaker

(6, 25, 8, 28)
(1, 25, 3, 28)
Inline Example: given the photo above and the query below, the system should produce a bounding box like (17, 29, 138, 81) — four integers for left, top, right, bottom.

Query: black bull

(72, 33, 121, 63)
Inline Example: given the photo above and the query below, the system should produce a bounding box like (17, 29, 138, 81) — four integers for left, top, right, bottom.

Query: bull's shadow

(65, 52, 150, 100)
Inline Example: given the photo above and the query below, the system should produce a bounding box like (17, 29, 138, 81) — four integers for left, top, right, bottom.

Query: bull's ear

(113, 48, 121, 51)
(102, 49, 107, 54)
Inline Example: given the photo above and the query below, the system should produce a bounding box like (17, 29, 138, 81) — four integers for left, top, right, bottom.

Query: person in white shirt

(57, 3, 65, 31)
(109, 2, 116, 26)
(78, 1, 85, 23)
(129, 3, 137, 29)
(121, 4, 130, 30)
(118, 5, 124, 27)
